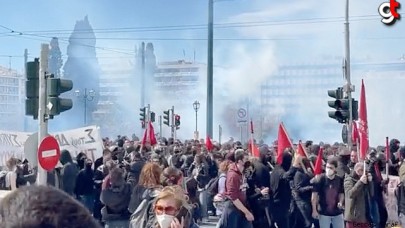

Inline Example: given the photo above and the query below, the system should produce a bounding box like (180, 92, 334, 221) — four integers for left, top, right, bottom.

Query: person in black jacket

(270, 150, 298, 228)
(100, 167, 132, 227)
(290, 156, 314, 228)
(59, 150, 79, 196)
(75, 158, 95, 214)
(247, 155, 271, 228)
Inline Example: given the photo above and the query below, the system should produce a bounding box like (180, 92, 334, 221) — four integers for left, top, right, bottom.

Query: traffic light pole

(37, 44, 49, 186)
(159, 115, 162, 139)
(171, 106, 175, 140)
(344, 0, 353, 151)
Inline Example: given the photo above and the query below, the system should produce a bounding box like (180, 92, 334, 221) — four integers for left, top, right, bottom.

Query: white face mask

(156, 214, 175, 228)
(325, 168, 335, 179)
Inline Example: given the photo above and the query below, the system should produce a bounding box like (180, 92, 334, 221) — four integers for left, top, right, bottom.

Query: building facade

(0, 66, 25, 131)
(154, 60, 206, 105)
(260, 58, 405, 143)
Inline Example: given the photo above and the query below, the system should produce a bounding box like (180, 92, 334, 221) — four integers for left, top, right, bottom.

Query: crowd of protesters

(1, 135, 405, 228)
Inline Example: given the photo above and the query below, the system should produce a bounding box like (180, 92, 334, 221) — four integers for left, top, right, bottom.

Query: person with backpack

(100, 167, 132, 228)
(212, 160, 230, 216)
(128, 162, 162, 214)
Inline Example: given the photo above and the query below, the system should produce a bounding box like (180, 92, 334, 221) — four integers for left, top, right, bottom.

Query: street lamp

(75, 88, 95, 125)
(193, 100, 200, 139)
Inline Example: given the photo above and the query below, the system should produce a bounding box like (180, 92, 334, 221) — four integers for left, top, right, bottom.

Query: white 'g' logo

(379, 2, 395, 24)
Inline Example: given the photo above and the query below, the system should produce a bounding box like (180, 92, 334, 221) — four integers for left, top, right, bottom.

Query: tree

(49, 37, 63, 77)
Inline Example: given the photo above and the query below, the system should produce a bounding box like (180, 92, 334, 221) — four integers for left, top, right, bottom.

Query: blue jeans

(104, 220, 129, 228)
(198, 189, 208, 219)
(218, 201, 252, 228)
(80, 194, 95, 214)
(318, 214, 344, 228)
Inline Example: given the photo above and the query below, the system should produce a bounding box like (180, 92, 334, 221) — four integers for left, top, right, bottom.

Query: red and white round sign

(37, 136, 61, 171)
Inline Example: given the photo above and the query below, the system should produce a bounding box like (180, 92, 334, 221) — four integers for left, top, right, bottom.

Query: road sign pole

(37, 44, 49, 186)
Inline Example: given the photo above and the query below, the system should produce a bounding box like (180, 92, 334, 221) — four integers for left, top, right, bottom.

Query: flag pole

(250, 119, 254, 156)
(385, 136, 389, 177)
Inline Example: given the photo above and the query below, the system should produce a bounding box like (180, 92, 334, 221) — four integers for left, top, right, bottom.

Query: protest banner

(382, 174, 401, 227)
(0, 131, 31, 167)
(0, 126, 103, 167)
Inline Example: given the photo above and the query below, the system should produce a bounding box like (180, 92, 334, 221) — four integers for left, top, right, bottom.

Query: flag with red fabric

(352, 121, 360, 145)
(297, 141, 307, 157)
(141, 121, 157, 147)
(206, 135, 213, 152)
(358, 79, 369, 161)
(314, 147, 324, 175)
(276, 122, 293, 165)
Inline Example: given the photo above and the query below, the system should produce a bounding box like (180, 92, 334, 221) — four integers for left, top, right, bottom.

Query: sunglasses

(154, 205, 179, 216)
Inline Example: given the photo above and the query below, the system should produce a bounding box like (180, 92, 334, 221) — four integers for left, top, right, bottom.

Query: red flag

(359, 79, 369, 161)
(352, 121, 360, 144)
(252, 145, 260, 158)
(148, 121, 157, 146)
(314, 147, 324, 175)
(206, 135, 213, 152)
(297, 141, 307, 157)
(141, 121, 157, 146)
(277, 122, 293, 165)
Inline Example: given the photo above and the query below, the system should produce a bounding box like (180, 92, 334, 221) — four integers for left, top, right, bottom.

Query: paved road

(199, 216, 219, 228)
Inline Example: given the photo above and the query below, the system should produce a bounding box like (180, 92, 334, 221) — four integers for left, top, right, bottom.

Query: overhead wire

(0, 13, 395, 59)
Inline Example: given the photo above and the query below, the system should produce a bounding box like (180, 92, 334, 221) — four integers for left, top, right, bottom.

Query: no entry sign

(38, 136, 61, 171)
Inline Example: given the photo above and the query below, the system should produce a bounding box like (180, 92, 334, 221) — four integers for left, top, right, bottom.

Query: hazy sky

(1, 0, 404, 144)
(1, 0, 404, 71)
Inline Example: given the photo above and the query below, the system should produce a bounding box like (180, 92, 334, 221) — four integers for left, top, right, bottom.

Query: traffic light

(46, 76, 73, 116)
(140, 107, 146, 123)
(150, 112, 156, 122)
(327, 87, 349, 123)
(25, 59, 40, 119)
(163, 110, 170, 126)
(175, 114, 180, 127)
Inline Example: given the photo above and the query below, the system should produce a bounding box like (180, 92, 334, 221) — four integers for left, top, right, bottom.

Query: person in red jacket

(218, 149, 254, 228)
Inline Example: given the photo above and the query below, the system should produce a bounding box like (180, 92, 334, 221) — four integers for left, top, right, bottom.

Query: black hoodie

(59, 150, 79, 196)
(270, 152, 297, 215)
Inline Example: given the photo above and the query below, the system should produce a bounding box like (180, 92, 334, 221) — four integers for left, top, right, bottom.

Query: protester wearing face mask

(344, 162, 373, 228)
(218, 149, 254, 228)
(311, 158, 344, 228)
(153, 185, 197, 228)
(75, 158, 95, 214)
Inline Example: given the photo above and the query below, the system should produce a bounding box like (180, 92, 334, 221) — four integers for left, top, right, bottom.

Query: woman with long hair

(128, 162, 162, 213)
(152, 185, 198, 228)
(4, 157, 18, 190)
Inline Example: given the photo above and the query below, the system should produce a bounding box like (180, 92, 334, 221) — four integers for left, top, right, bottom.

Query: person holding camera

(344, 162, 374, 228)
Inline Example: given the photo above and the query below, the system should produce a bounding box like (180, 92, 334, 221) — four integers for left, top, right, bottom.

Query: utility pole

(24, 49, 28, 132)
(344, 0, 353, 151)
(140, 42, 145, 108)
(159, 115, 162, 139)
(206, 0, 214, 138)
(147, 103, 151, 123)
(171, 106, 176, 140)
(37, 44, 49, 186)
